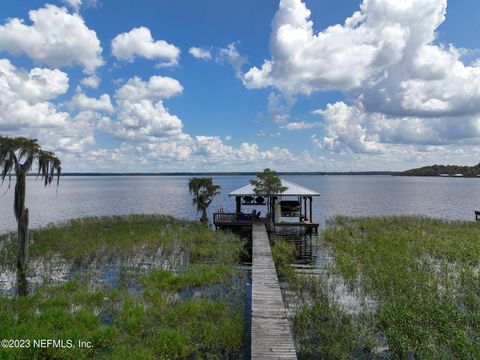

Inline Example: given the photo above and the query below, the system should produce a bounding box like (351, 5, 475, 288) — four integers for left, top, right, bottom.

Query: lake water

(1, 175, 480, 232)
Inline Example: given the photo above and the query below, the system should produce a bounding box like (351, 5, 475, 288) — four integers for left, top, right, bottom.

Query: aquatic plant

(0, 136, 61, 296)
(293, 282, 376, 360)
(281, 216, 480, 359)
(271, 239, 297, 279)
(323, 216, 480, 358)
(0, 215, 247, 359)
(142, 263, 232, 291)
(0, 215, 243, 268)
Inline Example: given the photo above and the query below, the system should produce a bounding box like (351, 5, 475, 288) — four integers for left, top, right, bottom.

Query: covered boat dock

(213, 178, 320, 233)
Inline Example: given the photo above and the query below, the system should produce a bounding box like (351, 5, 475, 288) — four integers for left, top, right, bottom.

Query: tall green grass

(275, 216, 480, 359)
(0, 215, 246, 359)
(1, 215, 242, 268)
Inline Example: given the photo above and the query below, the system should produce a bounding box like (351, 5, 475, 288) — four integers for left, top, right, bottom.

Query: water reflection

(271, 228, 319, 268)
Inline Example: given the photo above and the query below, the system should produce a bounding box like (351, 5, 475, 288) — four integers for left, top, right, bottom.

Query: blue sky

(0, 0, 480, 172)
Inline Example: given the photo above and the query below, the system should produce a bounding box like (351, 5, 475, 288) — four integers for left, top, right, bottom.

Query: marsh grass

(142, 263, 232, 291)
(276, 216, 480, 359)
(272, 238, 377, 359)
(271, 239, 297, 279)
(0, 215, 246, 359)
(1, 215, 242, 268)
(324, 216, 480, 358)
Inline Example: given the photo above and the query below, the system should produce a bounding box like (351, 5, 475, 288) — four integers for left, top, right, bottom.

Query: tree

(188, 177, 220, 224)
(250, 168, 287, 195)
(250, 168, 286, 220)
(0, 136, 61, 296)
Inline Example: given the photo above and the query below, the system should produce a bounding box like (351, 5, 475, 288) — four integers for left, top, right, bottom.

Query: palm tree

(188, 177, 220, 224)
(250, 168, 286, 221)
(0, 136, 61, 295)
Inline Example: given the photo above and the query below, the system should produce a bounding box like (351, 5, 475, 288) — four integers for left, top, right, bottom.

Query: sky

(0, 0, 480, 172)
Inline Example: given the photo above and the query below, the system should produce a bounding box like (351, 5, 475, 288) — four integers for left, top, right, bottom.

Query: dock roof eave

(228, 179, 320, 197)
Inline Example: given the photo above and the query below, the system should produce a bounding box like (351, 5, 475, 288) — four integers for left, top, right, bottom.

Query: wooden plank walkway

(251, 223, 297, 359)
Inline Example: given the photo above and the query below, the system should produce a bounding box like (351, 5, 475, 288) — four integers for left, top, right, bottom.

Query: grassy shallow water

(273, 216, 480, 360)
(0, 215, 247, 359)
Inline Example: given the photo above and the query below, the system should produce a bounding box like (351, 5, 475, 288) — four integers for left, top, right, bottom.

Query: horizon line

(56, 171, 397, 176)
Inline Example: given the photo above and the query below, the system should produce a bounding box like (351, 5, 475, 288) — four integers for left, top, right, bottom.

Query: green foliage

(188, 177, 221, 223)
(271, 240, 297, 278)
(398, 163, 480, 177)
(323, 216, 480, 359)
(249, 168, 286, 195)
(142, 264, 232, 291)
(0, 215, 243, 268)
(275, 248, 376, 359)
(0, 281, 117, 360)
(0, 216, 246, 359)
(275, 216, 480, 359)
(0, 135, 61, 195)
(293, 285, 375, 360)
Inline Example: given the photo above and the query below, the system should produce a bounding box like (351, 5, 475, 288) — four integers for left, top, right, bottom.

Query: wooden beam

(309, 196, 312, 223)
(304, 196, 307, 221)
(298, 196, 302, 219)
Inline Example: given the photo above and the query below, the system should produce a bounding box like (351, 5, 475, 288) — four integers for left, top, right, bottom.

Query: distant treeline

(57, 171, 396, 177)
(397, 164, 480, 177)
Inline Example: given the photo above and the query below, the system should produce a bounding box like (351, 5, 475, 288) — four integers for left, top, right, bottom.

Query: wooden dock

(213, 213, 318, 234)
(251, 223, 297, 359)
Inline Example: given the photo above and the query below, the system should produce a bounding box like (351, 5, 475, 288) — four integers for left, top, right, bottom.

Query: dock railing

(213, 212, 254, 227)
(213, 212, 271, 228)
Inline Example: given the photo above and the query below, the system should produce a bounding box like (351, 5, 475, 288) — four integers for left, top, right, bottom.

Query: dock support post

(304, 196, 307, 221)
(236, 196, 241, 213)
(309, 196, 312, 223)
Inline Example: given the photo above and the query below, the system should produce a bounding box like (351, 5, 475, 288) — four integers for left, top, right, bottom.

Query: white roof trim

(229, 178, 320, 197)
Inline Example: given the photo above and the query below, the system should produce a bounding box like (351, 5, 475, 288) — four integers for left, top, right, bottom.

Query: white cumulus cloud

(243, 0, 413, 93)
(0, 59, 69, 130)
(247, 0, 480, 154)
(189, 47, 212, 60)
(0, 59, 98, 154)
(115, 75, 183, 102)
(96, 73, 298, 170)
(0, 5, 103, 73)
(68, 90, 114, 113)
(315, 101, 480, 154)
(111, 27, 180, 67)
(80, 74, 100, 88)
(102, 75, 184, 141)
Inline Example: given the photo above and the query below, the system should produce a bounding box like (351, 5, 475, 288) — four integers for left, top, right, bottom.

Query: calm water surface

(1, 175, 480, 232)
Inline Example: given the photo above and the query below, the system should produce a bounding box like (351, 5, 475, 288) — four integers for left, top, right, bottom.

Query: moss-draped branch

(0, 136, 61, 188)
(0, 135, 61, 296)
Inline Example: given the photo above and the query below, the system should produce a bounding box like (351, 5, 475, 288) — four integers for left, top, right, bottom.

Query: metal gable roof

(228, 178, 320, 197)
